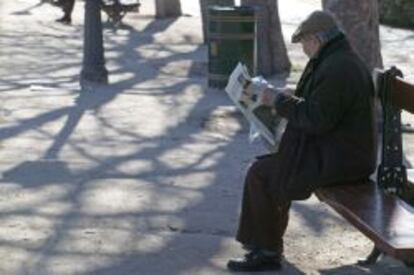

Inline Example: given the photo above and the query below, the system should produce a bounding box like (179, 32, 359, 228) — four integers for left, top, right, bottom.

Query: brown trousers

(236, 154, 291, 253)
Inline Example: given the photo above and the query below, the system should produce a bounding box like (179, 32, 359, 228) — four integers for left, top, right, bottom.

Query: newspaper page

(225, 63, 287, 151)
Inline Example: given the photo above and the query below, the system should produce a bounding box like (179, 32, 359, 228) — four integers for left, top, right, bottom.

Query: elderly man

(227, 10, 377, 272)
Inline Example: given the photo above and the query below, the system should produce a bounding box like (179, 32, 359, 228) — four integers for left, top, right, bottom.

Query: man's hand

(260, 88, 277, 106)
(260, 87, 294, 106)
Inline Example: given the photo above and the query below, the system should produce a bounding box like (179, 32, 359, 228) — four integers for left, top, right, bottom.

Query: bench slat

(392, 77, 414, 114)
(315, 182, 414, 261)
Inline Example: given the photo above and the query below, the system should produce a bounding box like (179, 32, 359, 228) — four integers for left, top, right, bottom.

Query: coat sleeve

(274, 62, 356, 135)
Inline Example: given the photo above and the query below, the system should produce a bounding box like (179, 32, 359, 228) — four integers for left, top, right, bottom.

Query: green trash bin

(208, 6, 257, 88)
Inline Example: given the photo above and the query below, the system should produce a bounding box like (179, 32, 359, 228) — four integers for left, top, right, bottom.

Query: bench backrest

(374, 67, 414, 203)
(390, 77, 414, 114)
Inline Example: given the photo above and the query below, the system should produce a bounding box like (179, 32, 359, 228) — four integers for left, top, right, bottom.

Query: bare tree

(323, 0, 383, 71)
(199, 0, 235, 43)
(379, 0, 414, 28)
(241, 0, 290, 76)
(155, 0, 182, 18)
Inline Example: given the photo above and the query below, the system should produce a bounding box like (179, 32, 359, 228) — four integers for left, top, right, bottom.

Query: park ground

(0, 0, 414, 274)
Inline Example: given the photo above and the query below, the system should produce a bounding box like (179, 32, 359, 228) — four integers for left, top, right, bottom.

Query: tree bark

(155, 0, 182, 18)
(241, 0, 290, 76)
(379, 0, 414, 28)
(322, 0, 383, 71)
(200, 0, 235, 43)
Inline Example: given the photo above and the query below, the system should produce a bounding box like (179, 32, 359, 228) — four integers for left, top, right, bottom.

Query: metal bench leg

(357, 246, 382, 266)
(404, 260, 414, 267)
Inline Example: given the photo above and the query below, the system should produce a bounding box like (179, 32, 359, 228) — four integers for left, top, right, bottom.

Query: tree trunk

(155, 0, 182, 18)
(80, 0, 108, 90)
(379, 0, 414, 28)
(241, 0, 290, 76)
(199, 0, 235, 43)
(322, 0, 383, 71)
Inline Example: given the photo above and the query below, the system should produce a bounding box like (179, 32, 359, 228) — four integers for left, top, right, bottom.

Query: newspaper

(225, 63, 287, 152)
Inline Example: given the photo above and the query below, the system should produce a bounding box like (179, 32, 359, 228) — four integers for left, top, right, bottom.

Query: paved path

(0, 1, 413, 274)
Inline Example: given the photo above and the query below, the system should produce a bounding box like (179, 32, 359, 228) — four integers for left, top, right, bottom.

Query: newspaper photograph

(225, 63, 287, 151)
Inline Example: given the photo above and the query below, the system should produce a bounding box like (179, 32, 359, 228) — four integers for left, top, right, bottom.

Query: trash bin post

(207, 6, 258, 89)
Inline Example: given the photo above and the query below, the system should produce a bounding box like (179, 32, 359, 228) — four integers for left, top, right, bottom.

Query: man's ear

(315, 33, 324, 43)
(312, 35, 323, 49)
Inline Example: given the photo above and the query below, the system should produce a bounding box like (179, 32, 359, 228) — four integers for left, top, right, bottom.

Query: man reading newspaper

(225, 63, 287, 151)
(227, 11, 377, 272)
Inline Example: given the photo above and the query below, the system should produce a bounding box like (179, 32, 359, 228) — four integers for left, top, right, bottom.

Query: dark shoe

(56, 16, 71, 25)
(227, 250, 281, 272)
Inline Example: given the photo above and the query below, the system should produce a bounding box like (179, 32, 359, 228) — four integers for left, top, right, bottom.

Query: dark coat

(274, 34, 377, 200)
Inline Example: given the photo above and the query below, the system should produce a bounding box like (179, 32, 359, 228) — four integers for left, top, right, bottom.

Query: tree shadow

(0, 10, 185, 160)
(0, 4, 310, 274)
(0, 7, 258, 274)
(2, 160, 73, 186)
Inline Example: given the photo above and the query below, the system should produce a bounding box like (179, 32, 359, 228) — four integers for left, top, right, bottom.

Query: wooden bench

(315, 67, 414, 266)
(101, 0, 141, 26)
(43, 0, 141, 26)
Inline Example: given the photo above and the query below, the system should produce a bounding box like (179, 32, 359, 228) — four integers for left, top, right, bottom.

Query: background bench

(315, 67, 414, 266)
(101, 0, 141, 26)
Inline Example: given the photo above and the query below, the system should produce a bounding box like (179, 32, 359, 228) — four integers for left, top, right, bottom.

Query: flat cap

(291, 10, 338, 43)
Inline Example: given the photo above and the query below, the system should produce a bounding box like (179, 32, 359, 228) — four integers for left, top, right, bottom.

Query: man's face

(300, 35, 321, 58)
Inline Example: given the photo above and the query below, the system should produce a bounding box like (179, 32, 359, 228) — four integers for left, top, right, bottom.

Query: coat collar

(295, 34, 351, 96)
(311, 33, 350, 66)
